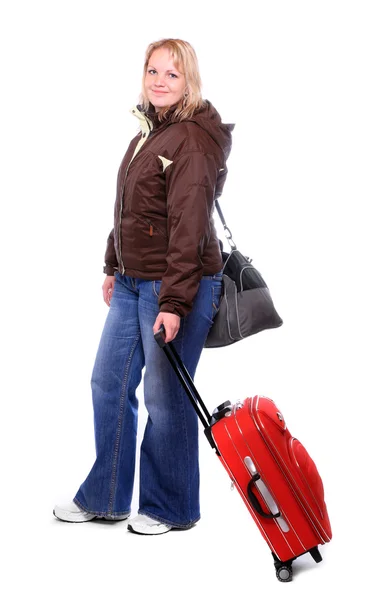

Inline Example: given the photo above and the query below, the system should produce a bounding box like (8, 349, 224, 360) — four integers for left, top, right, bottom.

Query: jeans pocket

(211, 281, 223, 320)
(152, 280, 161, 298)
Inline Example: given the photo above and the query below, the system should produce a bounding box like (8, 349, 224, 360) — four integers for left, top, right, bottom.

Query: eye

(148, 69, 156, 75)
(169, 73, 178, 78)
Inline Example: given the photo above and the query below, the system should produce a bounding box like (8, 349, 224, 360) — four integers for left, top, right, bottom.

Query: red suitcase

(155, 327, 332, 582)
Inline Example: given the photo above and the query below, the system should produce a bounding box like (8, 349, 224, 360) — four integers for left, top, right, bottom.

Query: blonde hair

(138, 38, 206, 122)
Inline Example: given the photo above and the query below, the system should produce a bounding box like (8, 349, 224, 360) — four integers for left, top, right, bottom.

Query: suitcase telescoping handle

(154, 325, 212, 430)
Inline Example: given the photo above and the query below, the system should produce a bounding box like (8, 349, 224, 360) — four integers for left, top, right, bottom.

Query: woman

(54, 38, 234, 534)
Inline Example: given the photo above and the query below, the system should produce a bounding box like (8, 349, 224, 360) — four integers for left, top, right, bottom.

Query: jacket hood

(141, 99, 235, 161)
(187, 100, 235, 161)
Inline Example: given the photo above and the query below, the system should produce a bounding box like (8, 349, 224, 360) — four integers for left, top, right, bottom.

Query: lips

(152, 90, 167, 94)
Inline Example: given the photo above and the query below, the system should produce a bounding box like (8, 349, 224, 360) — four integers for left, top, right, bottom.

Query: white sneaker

(127, 514, 172, 535)
(53, 501, 129, 523)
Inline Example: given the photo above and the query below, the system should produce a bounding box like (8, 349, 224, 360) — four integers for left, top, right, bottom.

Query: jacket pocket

(136, 214, 168, 240)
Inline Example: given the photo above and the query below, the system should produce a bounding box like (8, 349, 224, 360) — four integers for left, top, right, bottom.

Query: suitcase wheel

(275, 565, 293, 583)
(309, 546, 323, 563)
(272, 553, 293, 583)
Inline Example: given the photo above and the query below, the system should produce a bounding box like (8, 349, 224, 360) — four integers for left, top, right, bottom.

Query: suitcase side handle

(154, 325, 212, 429)
(247, 474, 281, 519)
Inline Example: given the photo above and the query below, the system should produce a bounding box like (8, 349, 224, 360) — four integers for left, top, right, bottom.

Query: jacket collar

(129, 105, 153, 135)
(130, 102, 178, 133)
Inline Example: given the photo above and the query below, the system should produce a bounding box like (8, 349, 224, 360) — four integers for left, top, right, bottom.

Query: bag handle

(247, 475, 281, 519)
(215, 200, 237, 250)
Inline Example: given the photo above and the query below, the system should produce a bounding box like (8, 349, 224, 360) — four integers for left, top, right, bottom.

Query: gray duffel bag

(204, 248, 283, 348)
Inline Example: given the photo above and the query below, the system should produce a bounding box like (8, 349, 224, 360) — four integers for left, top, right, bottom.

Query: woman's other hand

(153, 312, 181, 343)
(102, 275, 116, 306)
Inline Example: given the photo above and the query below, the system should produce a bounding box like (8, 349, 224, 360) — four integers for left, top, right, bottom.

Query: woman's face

(144, 48, 186, 112)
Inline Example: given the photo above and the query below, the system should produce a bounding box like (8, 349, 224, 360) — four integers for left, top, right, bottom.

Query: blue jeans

(74, 271, 222, 527)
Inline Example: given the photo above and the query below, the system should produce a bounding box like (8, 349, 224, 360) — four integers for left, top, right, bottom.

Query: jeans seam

(108, 333, 141, 514)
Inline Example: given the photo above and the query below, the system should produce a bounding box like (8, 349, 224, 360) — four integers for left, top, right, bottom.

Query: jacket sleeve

(158, 151, 219, 317)
(103, 229, 118, 275)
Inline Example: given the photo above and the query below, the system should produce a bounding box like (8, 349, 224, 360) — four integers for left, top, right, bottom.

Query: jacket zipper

(118, 128, 151, 274)
(139, 216, 168, 240)
(118, 166, 130, 274)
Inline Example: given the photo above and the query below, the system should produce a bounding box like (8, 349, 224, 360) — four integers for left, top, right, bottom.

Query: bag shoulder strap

(215, 199, 237, 250)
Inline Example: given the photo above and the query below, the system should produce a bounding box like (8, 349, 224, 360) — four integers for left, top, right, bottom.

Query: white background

(1, 1, 381, 598)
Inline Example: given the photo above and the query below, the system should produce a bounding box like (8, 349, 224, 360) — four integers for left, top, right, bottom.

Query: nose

(154, 73, 165, 87)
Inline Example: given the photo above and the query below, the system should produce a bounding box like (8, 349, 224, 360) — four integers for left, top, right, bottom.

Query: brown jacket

(104, 99, 234, 317)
